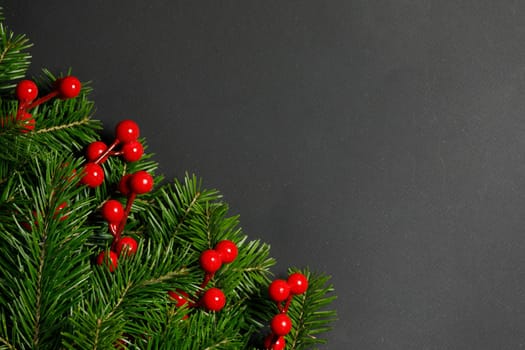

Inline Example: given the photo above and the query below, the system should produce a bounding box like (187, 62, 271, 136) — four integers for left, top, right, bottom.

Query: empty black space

(7, 1, 525, 349)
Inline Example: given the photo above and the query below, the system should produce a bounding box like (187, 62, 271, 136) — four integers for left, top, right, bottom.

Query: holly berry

(115, 119, 140, 143)
(101, 199, 124, 224)
(86, 141, 107, 162)
(270, 313, 292, 336)
(263, 334, 286, 350)
(214, 240, 238, 264)
(199, 249, 222, 274)
(201, 287, 226, 311)
(115, 236, 138, 257)
(121, 140, 144, 162)
(17, 112, 35, 133)
(118, 174, 132, 195)
(287, 272, 308, 295)
(268, 279, 290, 302)
(58, 76, 81, 99)
(81, 163, 104, 188)
(54, 201, 69, 221)
(16, 80, 38, 103)
(129, 170, 153, 194)
(21, 210, 38, 231)
(168, 289, 190, 307)
(96, 250, 118, 272)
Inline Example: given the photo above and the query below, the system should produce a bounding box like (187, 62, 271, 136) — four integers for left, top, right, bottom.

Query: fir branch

(203, 338, 232, 350)
(35, 116, 91, 133)
(0, 336, 15, 350)
(32, 229, 47, 348)
(142, 267, 191, 285)
(0, 20, 32, 90)
(175, 188, 201, 236)
(285, 269, 337, 350)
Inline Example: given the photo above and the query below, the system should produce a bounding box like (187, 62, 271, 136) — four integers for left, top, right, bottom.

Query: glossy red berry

(287, 272, 308, 295)
(16, 80, 38, 102)
(129, 170, 153, 194)
(17, 112, 35, 133)
(199, 249, 222, 274)
(121, 140, 144, 162)
(270, 313, 292, 336)
(115, 236, 138, 257)
(115, 119, 140, 143)
(101, 199, 124, 224)
(201, 287, 226, 311)
(263, 334, 286, 350)
(214, 240, 238, 264)
(86, 141, 107, 162)
(96, 250, 118, 272)
(168, 289, 190, 307)
(118, 174, 132, 195)
(81, 163, 104, 188)
(268, 279, 291, 302)
(54, 201, 68, 221)
(58, 76, 81, 99)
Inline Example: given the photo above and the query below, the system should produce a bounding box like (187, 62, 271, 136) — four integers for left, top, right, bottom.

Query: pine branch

(285, 269, 337, 350)
(0, 17, 31, 91)
(0, 155, 96, 348)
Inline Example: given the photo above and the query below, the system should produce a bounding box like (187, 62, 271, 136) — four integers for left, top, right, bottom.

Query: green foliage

(285, 269, 337, 350)
(0, 11, 337, 350)
(0, 7, 32, 91)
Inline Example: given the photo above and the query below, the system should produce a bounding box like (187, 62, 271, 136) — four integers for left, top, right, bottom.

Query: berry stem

(282, 295, 293, 313)
(115, 192, 136, 241)
(277, 301, 284, 313)
(200, 272, 214, 289)
(26, 90, 59, 110)
(95, 140, 120, 164)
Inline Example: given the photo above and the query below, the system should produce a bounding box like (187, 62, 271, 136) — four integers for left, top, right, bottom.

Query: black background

(7, 1, 525, 349)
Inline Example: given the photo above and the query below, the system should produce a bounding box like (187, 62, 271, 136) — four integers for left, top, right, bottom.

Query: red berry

(214, 240, 238, 264)
(129, 170, 153, 194)
(118, 174, 132, 195)
(168, 289, 190, 307)
(101, 199, 124, 224)
(54, 201, 68, 221)
(115, 236, 138, 257)
(287, 273, 308, 295)
(21, 210, 38, 231)
(263, 334, 286, 350)
(273, 336, 286, 350)
(96, 250, 118, 272)
(201, 288, 226, 311)
(86, 141, 107, 162)
(16, 80, 38, 102)
(121, 140, 144, 162)
(58, 76, 81, 99)
(81, 163, 104, 188)
(270, 314, 292, 336)
(199, 249, 222, 274)
(17, 112, 35, 133)
(268, 279, 291, 302)
(115, 119, 140, 143)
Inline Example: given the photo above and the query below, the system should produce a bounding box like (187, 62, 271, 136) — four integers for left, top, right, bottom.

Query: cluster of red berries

(94, 169, 153, 271)
(84, 120, 153, 272)
(13, 76, 81, 132)
(168, 240, 238, 313)
(94, 173, 153, 271)
(264, 272, 309, 350)
(80, 119, 145, 188)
